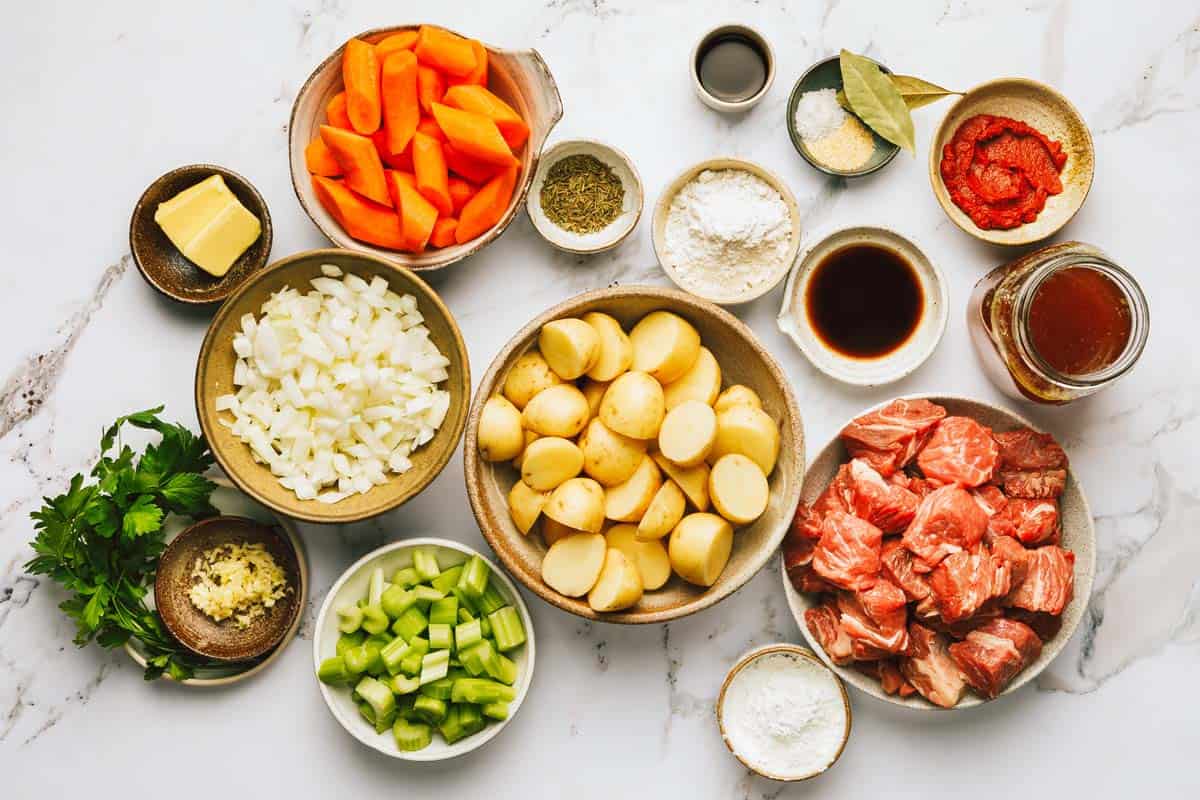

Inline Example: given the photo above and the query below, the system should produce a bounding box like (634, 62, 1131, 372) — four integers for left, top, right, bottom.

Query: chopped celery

(392, 606, 428, 641)
(457, 606, 475, 623)
(361, 603, 390, 635)
(413, 547, 441, 581)
(393, 718, 432, 752)
(381, 585, 417, 619)
(428, 596, 459, 626)
(488, 606, 527, 652)
(380, 637, 410, 675)
(428, 623, 453, 651)
(399, 637, 430, 676)
(391, 566, 420, 587)
(430, 564, 463, 594)
(336, 629, 365, 656)
(476, 581, 507, 615)
(365, 631, 393, 647)
(358, 700, 377, 727)
(438, 705, 483, 744)
(419, 650, 450, 685)
(391, 674, 420, 695)
(459, 639, 491, 677)
(479, 615, 492, 638)
(413, 694, 448, 724)
(455, 618, 482, 651)
(343, 643, 371, 675)
(456, 555, 489, 600)
(481, 702, 509, 721)
(483, 648, 517, 685)
(355, 676, 396, 733)
(337, 603, 364, 634)
(450, 677, 515, 705)
(412, 585, 445, 607)
(456, 703, 485, 738)
(419, 671, 459, 701)
(317, 656, 352, 685)
(452, 586, 480, 616)
(367, 567, 387, 607)
(363, 640, 387, 676)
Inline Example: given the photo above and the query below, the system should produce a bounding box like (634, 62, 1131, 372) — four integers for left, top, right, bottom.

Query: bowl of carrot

(290, 25, 563, 272)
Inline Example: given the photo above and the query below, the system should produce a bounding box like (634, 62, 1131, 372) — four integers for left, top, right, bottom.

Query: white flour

(721, 651, 847, 779)
(663, 169, 792, 298)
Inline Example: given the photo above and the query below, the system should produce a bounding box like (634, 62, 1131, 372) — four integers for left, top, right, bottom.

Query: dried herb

(540, 154, 624, 234)
(837, 74, 960, 112)
(839, 49, 916, 153)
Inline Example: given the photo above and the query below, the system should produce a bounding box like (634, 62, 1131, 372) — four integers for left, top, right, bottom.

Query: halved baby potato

(606, 524, 671, 590)
(604, 456, 662, 522)
(582, 312, 633, 382)
(544, 477, 606, 532)
(651, 452, 710, 512)
(511, 430, 540, 471)
(539, 318, 600, 380)
(668, 513, 733, 587)
(541, 517, 583, 547)
(522, 384, 590, 438)
(587, 548, 645, 612)
(710, 405, 780, 476)
(581, 379, 609, 422)
(636, 479, 686, 541)
(709, 453, 769, 525)
(520, 436, 584, 491)
(542, 532, 607, 597)
(477, 396, 525, 461)
(503, 349, 562, 410)
(508, 480, 549, 535)
(629, 311, 701, 384)
(663, 347, 721, 410)
(713, 384, 762, 415)
(579, 418, 645, 487)
(657, 401, 717, 468)
(599, 371, 665, 440)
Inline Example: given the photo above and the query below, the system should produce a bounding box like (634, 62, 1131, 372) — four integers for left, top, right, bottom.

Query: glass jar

(967, 241, 1149, 405)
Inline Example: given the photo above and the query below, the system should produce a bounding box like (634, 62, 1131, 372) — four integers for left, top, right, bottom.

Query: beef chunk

(949, 617, 1043, 698)
(840, 399, 947, 476)
(917, 416, 1001, 488)
(900, 623, 966, 708)
(902, 485, 990, 568)
(812, 511, 883, 591)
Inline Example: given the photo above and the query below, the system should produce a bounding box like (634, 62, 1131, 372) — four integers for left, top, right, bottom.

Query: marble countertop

(1, 0, 1196, 796)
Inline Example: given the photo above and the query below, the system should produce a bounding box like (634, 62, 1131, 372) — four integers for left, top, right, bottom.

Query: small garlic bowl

(526, 139, 643, 254)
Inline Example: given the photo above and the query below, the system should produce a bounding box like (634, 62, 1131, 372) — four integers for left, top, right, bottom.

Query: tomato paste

(940, 114, 1067, 230)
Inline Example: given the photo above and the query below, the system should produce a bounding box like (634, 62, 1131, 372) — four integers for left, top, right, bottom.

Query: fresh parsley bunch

(26, 407, 221, 680)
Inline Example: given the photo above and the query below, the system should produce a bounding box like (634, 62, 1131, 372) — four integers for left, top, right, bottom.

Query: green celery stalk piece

(398, 636, 430, 677)
(392, 606, 429, 641)
(481, 702, 509, 721)
(450, 677, 514, 705)
(456, 555, 489, 600)
(343, 643, 371, 676)
(355, 676, 396, 734)
(419, 673, 457, 701)
(455, 618, 482, 651)
(367, 566, 387, 607)
(456, 703, 485, 738)
(336, 629, 366, 656)
(452, 586, 480, 616)
(361, 603, 390, 635)
(412, 547, 441, 581)
(380, 637, 411, 675)
(428, 596, 459, 626)
(479, 615, 492, 638)
(438, 705, 464, 743)
(430, 564, 463, 594)
(317, 656, 352, 685)
(391, 674, 421, 695)
(457, 605, 476, 623)
(483, 648, 517, 686)
(381, 585, 418, 619)
(419, 650, 451, 685)
(391, 566, 420, 588)
(358, 700, 376, 727)
(412, 693, 448, 724)
(337, 603, 365, 634)
(393, 718, 432, 751)
(488, 606, 526, 652)
(476, 581, 506, 615)
(363, 640, 387, 676)
(428, 623, 454, 651)
(412, 584, 446, 608)
(459, 640, 491, 677)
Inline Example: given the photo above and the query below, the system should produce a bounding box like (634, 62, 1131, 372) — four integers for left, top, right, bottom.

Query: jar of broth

(967, 241, 1149, 404)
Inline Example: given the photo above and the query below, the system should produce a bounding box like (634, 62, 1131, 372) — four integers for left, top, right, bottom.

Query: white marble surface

(1, 0, 1197, 796)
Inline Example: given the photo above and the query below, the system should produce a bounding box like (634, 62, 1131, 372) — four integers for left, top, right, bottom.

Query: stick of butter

(154, 174, 262, 277)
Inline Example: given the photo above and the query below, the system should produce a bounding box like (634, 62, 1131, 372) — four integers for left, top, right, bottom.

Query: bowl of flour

(653, 159, 801, 305)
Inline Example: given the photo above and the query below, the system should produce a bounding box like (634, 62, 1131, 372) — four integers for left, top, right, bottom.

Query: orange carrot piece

(320, 124, 391, 207)
(417, 66, 446, 115)
(442, 84, 529, 149)
(447, 40, 487, 87)
(386, 171, 439, 252)
(414, 26, 478, 77)
(447, 177, 477, 214)
(429, 217, 458, 248)
(456, 165, 518, 243)
(442, 142, 501, 183)
(342, 38, 382, 134)
(417, 116, 447, 142)
(312, 176, 405, 249)
(431, 103, 517, 167)
(380, 50, 420, 156)
(305, 138, 342, 177)
(326, 92, 353, 130)
(371, 129, 413, 171)
(411, 132, 453, 216)
(375, 30, 418, 62)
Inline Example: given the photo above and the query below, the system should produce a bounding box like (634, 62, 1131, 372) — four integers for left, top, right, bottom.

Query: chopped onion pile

(216, 264, 451, 504)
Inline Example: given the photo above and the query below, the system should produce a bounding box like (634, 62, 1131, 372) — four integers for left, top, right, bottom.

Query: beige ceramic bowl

(464, 285, 805, 624)
(289, 25, 563, 271)
(690, 24, 776, 113)
(195, 249, 470, 524)
(652, 158, 801, 305)
(782, 394, 1097, 710)
(929, 78, 1095, 246)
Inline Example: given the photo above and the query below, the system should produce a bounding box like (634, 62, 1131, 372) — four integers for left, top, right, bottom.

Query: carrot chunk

(431, 103, 517, 167)
(312, 176, 405, 249)
(326, 92, 353, 130)
(411, 132, 453, 216)
(320, 124, 391, 207)
(371, 129, 413, 171)
(417, 116, 447, 142)
(305, 138, 342, 177)
(342, 39, 382, 134)
(380, 50, 420, 156)
(417, 66, 446, 115)
(447, 40, 488, 87)
(414, 26, 478, 77)
(386, 171, 439, 252)
(456, 164, 518, 243)
(447, 177, 477, 213)
(442, 84, 529, 149)
(375, 30, 418, 62)
(429, 217, 458, 248)
(442, 142, 501, 183)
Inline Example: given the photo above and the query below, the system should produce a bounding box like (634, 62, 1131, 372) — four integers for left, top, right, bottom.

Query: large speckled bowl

(782, 394, 1096, 710)
(465, 285, 805, 624)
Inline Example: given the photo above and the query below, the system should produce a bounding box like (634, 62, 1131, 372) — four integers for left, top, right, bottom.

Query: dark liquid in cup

(696, 34, 767, 103)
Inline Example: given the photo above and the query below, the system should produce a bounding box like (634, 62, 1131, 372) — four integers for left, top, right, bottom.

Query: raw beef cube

(988, 535, 1031, 587)
(900, 623, 966, 708)
(971, 485, 1008, 517)
(997, 468, 1067, 499)
(1006, 607, 1065, 642)
(1007, 545, 1075, 615)
(917, 416, 1001, 487)
(989, 498, 1060, 546)
(846, 459, 920, 533)
(793, 464, 854, 540)
(881, 538, 932, 601)
(994, 428, 1068, 471)
(806, 602, 853, 665)
(949, 617, 1043, 698)
(783, 529, 826, 593)
(902, 485, 990, 568)
(839, 584, 909, 655)
(789, 562, 837, 594)
(812, 511, 883, 591)
(854, 659, 913, 696)
(928, 548, 1013, 622)
(924, 604, 1003, 639)
(892, 470, 936, 498)
(840, 399, 947, 476)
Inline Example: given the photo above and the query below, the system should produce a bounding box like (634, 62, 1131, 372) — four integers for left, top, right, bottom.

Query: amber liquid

(696, 35, 767, 102)
(1027, 266, 1133, 376)
(805, 244, 924, 359)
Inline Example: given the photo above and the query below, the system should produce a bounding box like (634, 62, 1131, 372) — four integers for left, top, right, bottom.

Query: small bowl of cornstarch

(717, 644, 851, 782)
(527, 139, 643, 254)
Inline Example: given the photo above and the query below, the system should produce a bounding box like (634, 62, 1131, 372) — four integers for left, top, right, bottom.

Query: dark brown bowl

(155, 515, 303, 662)
(130, 164, 273, 305)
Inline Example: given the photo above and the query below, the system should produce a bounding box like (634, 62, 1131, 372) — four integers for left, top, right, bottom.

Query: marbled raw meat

(806, 602, 853, 665)
(997, 468, 1067, 499)
(949, 617, 1043, 698)
(792, 463, 854, 540)
(928, 547, 1013, 622)
(994, 429, 1068, 470)
(988, 535, 1032, 587)
(837, 581, 910, 656)
(1007, 545, 1075, 615)
(845, 458, 920, 533)
(812, 511, 883, 591)
(881, 538, 932, 601)
(902, 485, 990, 568)
(840, 399, 947, 476)
(917, 416, 1001, 487)
(1006, 607, 1065, 642)
(892, 470, 936, 498)
(971, 485, 1008, 517)
(989, 498, 1060, 546)
(900, 623, 966, 708)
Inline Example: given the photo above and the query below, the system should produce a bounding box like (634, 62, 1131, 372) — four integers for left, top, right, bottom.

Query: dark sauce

(805, 244, 924, 359)
(1028, 266, 1132, 376)
(696, 34, 767, 102)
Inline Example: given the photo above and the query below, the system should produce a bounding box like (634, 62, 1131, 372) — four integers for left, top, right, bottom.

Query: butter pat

(154, 174, 261, 277)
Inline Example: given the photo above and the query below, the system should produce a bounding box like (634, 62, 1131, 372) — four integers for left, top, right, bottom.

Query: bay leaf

(887, 74, 962, 109)
(839, 49, 916, 152)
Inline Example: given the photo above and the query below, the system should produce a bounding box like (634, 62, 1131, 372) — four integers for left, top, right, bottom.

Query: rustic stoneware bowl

(716, 643, 851, 781)
(314, 538, 535, 761)
(289, 25, 563, 272)
(781, 394, 1097, 710)
(652, 158, 802, 306)
(929, 78, 1095, 246)
(195, 249, 470, 524)
(465, 285, 805, 624)
(130, 164, 272, 305)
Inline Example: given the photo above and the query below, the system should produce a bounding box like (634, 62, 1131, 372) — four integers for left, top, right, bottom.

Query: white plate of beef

(781, 395, 1095, 710)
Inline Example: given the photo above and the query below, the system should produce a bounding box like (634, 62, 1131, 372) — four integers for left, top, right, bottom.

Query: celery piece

(481, 702, 509, 721)
(457, 606, 476, 623)
(363, 640, 387, 676)
(483, 648, 517, 686)
(452, 586, 480, 616)
(479, 615, 492, 638)
(412, 693, 448, 724)
(336, 629, 366, 656)
(317, 656, 352, 686)
(419, 649, 451, 685)
(399, 636, 430, 676)
(419, 672, 458, 701)
(455, 618, 483, 651)
(488, 606, 527, 652)
(459, 640, 491, 677)
(476, 581, 507, 615)
(392, 606, 429, 642)
(367, 567, 387, 607)
(380, 637, 411, 675)
(412, 547, 441, 581)
(457, 703, 486, 738)
(391, 674, 421, 695)
(343, 643, 371, 675)
(391, 566, 420, 588)
(337, 603, 365, 634)
(355, 676, 396, 733)
(412, 585, 446, 608)
(456, 555, 490, 600)
(438, 705, 464, 743)
(428, 623, 453, 651)
(365, 631, 393, 647)
(430, 564, 463, 594)
(450, 677, 516, 705)
(358, 700, 376, 727)
(428, 596, 459, 626)
(381, 585, 417, 619)
(361, 603, 390, 635)
(393, 718, 433, 752)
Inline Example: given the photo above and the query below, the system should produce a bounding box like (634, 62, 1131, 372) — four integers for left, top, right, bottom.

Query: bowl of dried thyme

(526, 139, 643, 254)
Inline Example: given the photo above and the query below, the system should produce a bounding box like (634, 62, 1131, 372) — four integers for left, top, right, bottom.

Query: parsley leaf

(121, 494, 164, 539)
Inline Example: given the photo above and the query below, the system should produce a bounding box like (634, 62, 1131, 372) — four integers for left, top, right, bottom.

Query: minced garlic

(188, 542, 291, 629)
(804, 114, 875, 172)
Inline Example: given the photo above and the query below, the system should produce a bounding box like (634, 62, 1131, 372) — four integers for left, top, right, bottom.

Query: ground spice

(540, 154, 624, 234)
(805, 115, 875, 171)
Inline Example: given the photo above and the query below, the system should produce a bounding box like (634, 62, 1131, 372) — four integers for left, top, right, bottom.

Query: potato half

(599, 371, 665, 440)
(636, 479, 686, 541)
(582, 312, 634, 382)
(542, 533, 606, 597)
(539, 318, 600, 380)
(658, 401, 717, 468)
(629, 311, 701, 384)
(651, 452, 710, 512)
(581, 379, 609, 422)
(710, 405, 780, 476)
(668, 513, 733, 587)
(713, 384, 762, 415)
(503, 350, 562, 410)
(521, 436, 584, 491)
(579, 417, 645, 487)
(508, 480, 549, 535)
(663, 347, 721, 410)
(543, 477, 606, 532)
(708, 453, 769, 525)
(606, 524, 671, 590)
(522, 384, 590, 438)
(541, 517, 583, 547)
(478, 396, 525, 461)
(587, 548, 645, 612)
(604, 455, 662, 522)
(511, 430, 540, 471)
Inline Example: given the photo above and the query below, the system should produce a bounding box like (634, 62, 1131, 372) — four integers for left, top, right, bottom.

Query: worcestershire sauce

(696, 34, 768, 102)
(805, 244, 924, 359)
